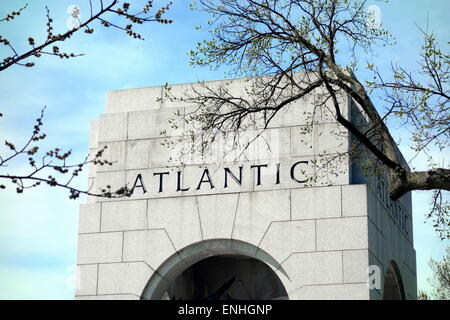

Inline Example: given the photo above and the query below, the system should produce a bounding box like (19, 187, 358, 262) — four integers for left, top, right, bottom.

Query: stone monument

(75, 77, 417, 300)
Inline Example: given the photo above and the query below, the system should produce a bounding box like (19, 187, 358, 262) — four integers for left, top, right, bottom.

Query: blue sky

(0, 0, 448, 299)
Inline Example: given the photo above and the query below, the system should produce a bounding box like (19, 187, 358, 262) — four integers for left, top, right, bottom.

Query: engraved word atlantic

(131, 161, 309, 194)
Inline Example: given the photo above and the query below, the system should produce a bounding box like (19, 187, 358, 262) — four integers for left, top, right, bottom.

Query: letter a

(196, 169, 215, 190)
(132, 174, 147, 194)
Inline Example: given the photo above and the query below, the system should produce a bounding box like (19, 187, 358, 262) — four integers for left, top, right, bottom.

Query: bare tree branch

(179, 0, 449, 237)
(0, 1, 173, 71)
(0, 108, 133, 199)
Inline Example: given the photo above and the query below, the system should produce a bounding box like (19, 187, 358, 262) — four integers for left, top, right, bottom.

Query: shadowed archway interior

(166, 254, 288, 300)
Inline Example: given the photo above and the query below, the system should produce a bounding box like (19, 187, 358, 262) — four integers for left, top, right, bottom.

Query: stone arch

(140, 239, 289, 300)
(383, 261, 405, 300)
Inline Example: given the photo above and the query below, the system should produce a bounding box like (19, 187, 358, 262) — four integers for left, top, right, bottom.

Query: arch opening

(383, 261, 405, 300)
(141, 239, 289, 300)
(166, 254, 288, 300)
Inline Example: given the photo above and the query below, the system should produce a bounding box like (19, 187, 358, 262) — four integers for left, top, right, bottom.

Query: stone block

(98, 113, 128, 142)
(402, 263, 417, 300)
(106, 86, 162, 113)
(232, 190, 290, 246)
(197, 193, 239, 239)
(77, 232, 123, 264)
(290, 283, 369, 300)
(88, 148, 98, 178)
(290, 126, 314, 157)
(147, 197, 202, 250)
(265, 98, 311, 129)
(291, 186, 341, 220)
(368, 220, 379, 259)
(101, 200, 147, 232)
(123, 229, 176, 270)
(162, 82, 204, 109)
(97, 262, 153, 296)
(128, 108, 184, 140)
(97, 141, 126, 172)
(342, 184, 368, 217)
(126, 139, 151, 170)
(316, 217, 368, 251)
(94, 171, 127, 199)
(89, 120, 99, 149)
(259, 220, 316, 263)
(78, 203, 101, 234)
(149, 137, 184, 168)
(366, 188, 379, 228)
(314, 153, 350, 186)
(87, 177, 97, 203)
(312, 91, 349, 123)
(243, 127, 291, 162)
(282, 251, 343, 289)
(75, 264, 98, 296)
(316, 122, 348, 155)
(343, 249, 369, 283)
